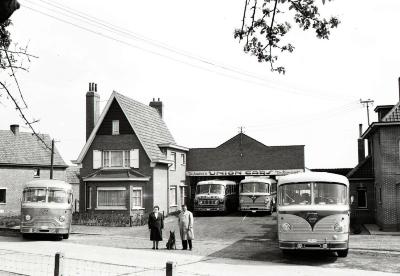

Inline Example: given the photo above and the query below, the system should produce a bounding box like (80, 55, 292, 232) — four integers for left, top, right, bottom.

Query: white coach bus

(277, 172, 350, 257)
(20, 179, 73, 239)
(239, 177, 276, 214)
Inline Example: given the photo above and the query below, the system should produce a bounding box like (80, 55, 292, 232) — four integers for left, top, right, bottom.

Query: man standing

(178, 204, 194, 250)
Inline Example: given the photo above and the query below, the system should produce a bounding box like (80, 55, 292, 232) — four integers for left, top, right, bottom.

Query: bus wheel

(22, 233, 30, 239)
(62, 234, 69, 239)
(281, 249, 292, 256)
(337, 249, 348, 257)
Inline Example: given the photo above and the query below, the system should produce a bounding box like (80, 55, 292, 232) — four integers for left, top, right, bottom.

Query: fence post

(54, 252, 64, 276)
(166, 261, 175, 276)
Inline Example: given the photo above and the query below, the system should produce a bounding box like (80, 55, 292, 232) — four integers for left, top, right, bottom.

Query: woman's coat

(148, 212, 164, 241)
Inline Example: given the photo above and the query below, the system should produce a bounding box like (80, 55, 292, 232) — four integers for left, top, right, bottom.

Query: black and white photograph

(0, 0, 400, 275)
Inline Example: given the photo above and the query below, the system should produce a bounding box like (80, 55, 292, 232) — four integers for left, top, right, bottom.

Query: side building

(186, 133, 305, 208)
(0, 124, 67, 215)
(75, 83, 187, 219)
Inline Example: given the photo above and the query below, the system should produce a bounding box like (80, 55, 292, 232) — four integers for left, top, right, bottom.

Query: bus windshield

(48, 189, 68, 203)
(241, 182, 268, 193)
(196, 184, 224, 194)
(280, 182, 347, 206)
(23, 188, 69, 203)
(23, 188, 46, 203)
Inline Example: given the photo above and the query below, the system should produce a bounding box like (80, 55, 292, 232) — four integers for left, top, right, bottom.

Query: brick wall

(79, 134, 153, 213)
(372, 126, 400, 231)
(0, 167, 66, 215)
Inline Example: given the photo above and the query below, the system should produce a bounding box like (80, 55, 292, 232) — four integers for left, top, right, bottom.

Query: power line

(20, 0, 355, 101)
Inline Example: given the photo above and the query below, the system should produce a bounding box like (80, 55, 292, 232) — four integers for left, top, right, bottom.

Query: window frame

(0, 188, 6, 204)
(181, 153, 186, 165)
(96, 187, 127, 210)
(169, 186, 177, 207)
(112, 120, 120, 135)
(33, 168, 40, 178)
(86, 186, 92, 210)
(170, 152, 176, 171)
(356, 187, 367, 209)
(102, 150, 130, 168)
(131, 187, 144, 209)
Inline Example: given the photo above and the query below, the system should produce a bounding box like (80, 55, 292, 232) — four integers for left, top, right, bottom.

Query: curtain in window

(98, 190, 126, 206)
(132, 190, 142, 207)
(169, 187, 177, 206)
(110, 151, 123, 167)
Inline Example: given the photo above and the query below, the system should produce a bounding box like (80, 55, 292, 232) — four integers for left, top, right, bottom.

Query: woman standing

(148, 206, 163, 250)
(178, 204, 194, 250)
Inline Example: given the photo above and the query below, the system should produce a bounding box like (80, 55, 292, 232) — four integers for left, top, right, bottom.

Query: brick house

(75, 83, 187, 217)
(357, 100, 400, 231)
(0, 124, 67, 215)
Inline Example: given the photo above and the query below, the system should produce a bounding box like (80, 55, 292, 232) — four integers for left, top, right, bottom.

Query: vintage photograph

(0, 0, 399, 275)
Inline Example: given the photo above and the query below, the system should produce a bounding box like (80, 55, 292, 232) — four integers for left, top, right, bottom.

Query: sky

(1, 0, 400, 169)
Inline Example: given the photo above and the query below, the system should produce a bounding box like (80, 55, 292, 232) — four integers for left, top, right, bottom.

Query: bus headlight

(59, 216, 66, 222)
(219, 198, 224, 203)
(240, 199, 244, 203)
(334, 223, 343, 232)
(25, 215, 31, 221)
(281, 223, 292, 232)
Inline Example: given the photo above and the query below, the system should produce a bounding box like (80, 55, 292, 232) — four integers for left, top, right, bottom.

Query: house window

(180, 185, 188, 205)
(181, 153, 186, 165)
(103, 150, 130, 168)
(112, 120, 119, 135)
(86, 186, 92, 209)
(33, 168, 40, 178)
(357, 187, 367, 208)
(0, 189, 6, 204)
(169, 186, 177, 206)
(170, 152, 176, 171)
(132, 187, 143, 209)
(97, 187, 126, 209)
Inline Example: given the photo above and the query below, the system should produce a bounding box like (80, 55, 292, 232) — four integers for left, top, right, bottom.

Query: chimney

(86, 82, 100, 140)
(149, 98, 163, 118)
(10, 124, 19, 135)
(358, 124, 365, 163)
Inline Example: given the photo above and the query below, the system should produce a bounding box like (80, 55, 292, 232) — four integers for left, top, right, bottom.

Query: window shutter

(130, 149, 139, 168)
(93, 150, 102, 169)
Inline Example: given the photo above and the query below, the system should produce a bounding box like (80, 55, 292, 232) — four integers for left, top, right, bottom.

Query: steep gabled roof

(382, 101, 400, 122)
(76, 91, 175, 163)
(0, 130, 67, 167)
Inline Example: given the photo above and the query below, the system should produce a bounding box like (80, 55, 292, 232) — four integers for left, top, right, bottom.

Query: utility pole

(50, 139, 54, 179)
(360, 99, 374, 125)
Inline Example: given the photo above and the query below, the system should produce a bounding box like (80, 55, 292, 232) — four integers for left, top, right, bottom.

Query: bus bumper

(279, 241, 348, 250)
(21, 226, 69, 234)
(194, 206, 225, 212)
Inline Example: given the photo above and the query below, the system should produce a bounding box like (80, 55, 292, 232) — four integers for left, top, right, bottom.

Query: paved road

(0, 212, 399, 275)
(69, 212, 400, 274)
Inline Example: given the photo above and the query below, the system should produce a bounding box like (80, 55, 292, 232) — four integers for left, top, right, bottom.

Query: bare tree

(234, 0, 340, 74)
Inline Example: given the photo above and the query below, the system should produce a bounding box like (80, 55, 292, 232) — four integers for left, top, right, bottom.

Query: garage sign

(186, 169, 304, 177)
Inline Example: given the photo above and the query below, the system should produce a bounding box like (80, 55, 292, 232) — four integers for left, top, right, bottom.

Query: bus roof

(197, 179, 236, 186)
(277, 172, 349, 186)
(240, 177, 276, 184)
(23, 179, 72, 190)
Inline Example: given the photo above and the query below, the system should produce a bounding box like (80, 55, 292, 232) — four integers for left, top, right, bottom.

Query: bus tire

(281, 249, 292, 256)
(22, 233, 30, 239)
(337, 249, 348, 257)
(62, 234, 69, 239)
